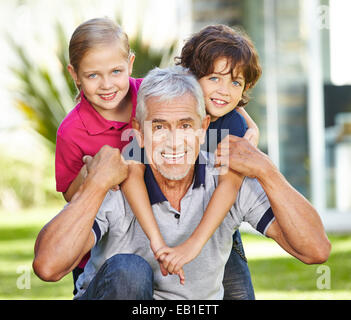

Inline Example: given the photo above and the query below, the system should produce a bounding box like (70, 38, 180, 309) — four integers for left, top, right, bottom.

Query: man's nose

(165, 129, 185, 151)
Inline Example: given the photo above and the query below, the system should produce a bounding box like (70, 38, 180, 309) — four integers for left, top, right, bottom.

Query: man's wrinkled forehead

(144, 94, 200, 122)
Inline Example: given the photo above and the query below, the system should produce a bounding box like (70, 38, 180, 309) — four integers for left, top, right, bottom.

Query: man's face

(137, 94, 210, 181)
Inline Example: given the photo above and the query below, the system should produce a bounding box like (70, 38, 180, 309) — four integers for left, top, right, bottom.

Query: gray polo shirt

(75, 152, 275, 300)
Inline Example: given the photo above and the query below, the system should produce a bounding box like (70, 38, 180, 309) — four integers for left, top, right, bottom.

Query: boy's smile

(198, 57, 246, 122)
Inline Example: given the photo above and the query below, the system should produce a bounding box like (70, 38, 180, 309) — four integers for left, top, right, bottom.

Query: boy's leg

(222, 230, 255, 300)
(78, 254, 153, 300)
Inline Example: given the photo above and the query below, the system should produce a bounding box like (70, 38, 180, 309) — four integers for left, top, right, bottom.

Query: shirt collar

(77, 76, 139, 135)
(78, 93, 128, 135)
(144, 152, 207, 205)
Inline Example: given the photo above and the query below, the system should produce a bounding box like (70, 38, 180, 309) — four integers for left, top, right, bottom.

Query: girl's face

(198, 57, 246, 122)
(69, 40, 134, 120)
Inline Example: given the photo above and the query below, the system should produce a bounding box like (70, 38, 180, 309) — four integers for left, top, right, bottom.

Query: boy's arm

(236, 107, 259, 147)
(156, 169, 243, 274)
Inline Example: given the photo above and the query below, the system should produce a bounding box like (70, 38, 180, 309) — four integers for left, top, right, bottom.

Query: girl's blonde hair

(69, 18, 131, 98)
(69, 17, 130, 71)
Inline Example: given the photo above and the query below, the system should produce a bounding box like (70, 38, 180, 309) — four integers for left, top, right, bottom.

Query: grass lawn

(0, 206, 350, 300)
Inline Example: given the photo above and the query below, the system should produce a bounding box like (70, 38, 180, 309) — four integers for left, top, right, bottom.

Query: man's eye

(154, 125, 163, 130)
(182, 123, 192, 129)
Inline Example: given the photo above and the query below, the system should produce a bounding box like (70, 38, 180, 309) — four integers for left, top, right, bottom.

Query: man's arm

(259, 167, 330, 264)
(216, 135, 331, 264)
(33, 146, 128, 281)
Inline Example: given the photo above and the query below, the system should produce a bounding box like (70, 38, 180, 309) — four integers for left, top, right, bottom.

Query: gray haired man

(33, 66, 330, 300)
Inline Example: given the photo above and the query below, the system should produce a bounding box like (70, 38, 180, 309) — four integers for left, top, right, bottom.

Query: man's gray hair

(135, 66, 206, 124)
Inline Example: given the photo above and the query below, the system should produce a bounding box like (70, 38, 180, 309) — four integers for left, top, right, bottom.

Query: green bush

(0, 151, 63, 209)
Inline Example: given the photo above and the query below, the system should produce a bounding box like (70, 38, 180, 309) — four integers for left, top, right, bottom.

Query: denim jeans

(77, 231, 254, 300)
(77, 254, 154, 300)
(222, 230, 255, 300)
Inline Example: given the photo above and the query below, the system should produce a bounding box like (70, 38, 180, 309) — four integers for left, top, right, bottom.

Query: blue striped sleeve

(92, 220, 101, 244)
(256, 207, 275, 235)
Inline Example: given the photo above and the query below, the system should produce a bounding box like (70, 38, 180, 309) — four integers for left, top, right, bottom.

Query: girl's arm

(121, 162, 185, 284)
(236, 107, 259, 147)
(156, 169, 243, 275)
(121, 162, 165, 252)
(63, 165, 87, 202)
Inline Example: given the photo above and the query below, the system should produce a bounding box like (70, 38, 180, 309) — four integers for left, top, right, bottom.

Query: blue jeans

(222, 230, 255, 300)
(77, 254, 153, 300)
(77, 232, 254, 300)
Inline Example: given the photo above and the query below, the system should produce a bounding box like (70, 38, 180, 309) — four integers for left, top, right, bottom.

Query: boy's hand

(151, 242, 185, 285)
(243, 127, 259, 147)
(155, 239, 202, 282)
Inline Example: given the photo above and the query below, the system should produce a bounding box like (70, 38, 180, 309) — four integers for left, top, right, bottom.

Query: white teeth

(211, 98, 226, 105)
(162, 153, 185, 159)
(100, 92, 116, 98)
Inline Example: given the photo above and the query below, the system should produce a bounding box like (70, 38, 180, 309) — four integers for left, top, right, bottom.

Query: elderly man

(33, 66, 330, 300)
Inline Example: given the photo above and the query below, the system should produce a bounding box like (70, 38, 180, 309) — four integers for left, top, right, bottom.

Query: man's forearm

(257, 163, 330, 262)
(33, 178, 107, 281)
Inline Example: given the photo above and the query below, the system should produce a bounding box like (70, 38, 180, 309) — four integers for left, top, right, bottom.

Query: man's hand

(215, 135, 272, 179)
(83, 145, 128, 192)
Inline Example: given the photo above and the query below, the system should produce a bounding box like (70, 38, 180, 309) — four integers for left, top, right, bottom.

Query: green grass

(242, 233, 351, 300)
(0, 206, 73, 300)
(0, 206, 350, 300)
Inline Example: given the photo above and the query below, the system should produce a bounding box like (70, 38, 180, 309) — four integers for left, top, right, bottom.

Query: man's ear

(67, 64, 80, 86)
(132, 117, 144, 148)
(199, 115, 211, 145)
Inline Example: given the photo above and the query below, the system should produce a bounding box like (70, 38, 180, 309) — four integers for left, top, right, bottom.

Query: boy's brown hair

(176, 24, 262, 107)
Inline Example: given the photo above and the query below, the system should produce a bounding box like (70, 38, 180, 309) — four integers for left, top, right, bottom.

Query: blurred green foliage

(0, 150, 63, 209)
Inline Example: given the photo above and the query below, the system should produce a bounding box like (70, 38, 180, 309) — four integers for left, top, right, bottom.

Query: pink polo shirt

(55, 77, 143, 193)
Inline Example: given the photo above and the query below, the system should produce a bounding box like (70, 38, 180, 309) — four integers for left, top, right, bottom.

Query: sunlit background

(0, 0, 350, 300)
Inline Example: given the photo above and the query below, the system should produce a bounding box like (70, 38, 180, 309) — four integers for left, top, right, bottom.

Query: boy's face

(198, 57, 246, 122)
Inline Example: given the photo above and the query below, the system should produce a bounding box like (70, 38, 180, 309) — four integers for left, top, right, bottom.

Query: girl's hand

(152, 243, 186, 285)
(155, 239, 203, 284)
